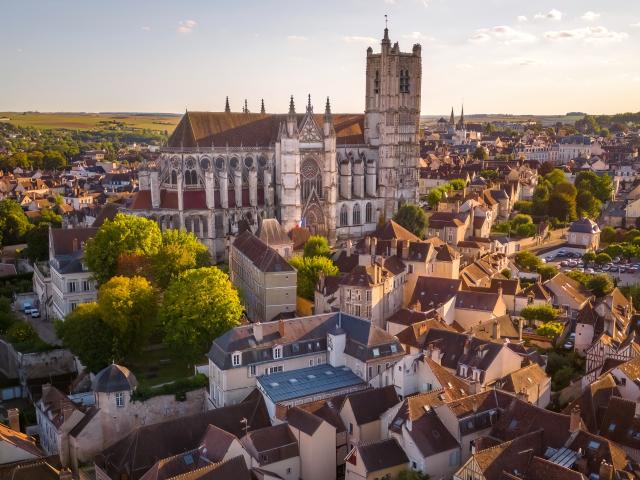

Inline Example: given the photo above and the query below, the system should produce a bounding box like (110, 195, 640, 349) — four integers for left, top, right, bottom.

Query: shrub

(131, 373, 209, 402)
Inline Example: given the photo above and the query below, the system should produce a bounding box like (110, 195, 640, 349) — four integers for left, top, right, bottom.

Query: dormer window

(273, 345, 282, 360)
(232, 352, 241, 367)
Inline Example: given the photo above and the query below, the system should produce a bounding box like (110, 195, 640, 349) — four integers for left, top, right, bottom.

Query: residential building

(345, 438, 409, 480)
(567, 217, 601, 250)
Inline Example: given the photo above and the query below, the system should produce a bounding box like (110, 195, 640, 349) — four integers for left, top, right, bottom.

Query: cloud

(141, 26, 151, 31)
(177, 20, 197, 34)
(469, 26, 537, 45)
(287, 35, 307, 42)
(581, 11, 600, 22)
(631, 22, 640, 28)
(402, 31, 435, 43)
(517, 16, 528, 23)
(534, 9, 563, 21)
(544, 26, 628, 44)
(342, 35, 377, 44)
(496, 57, 544, 67)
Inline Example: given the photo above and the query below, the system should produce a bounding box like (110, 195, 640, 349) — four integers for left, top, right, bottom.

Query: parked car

(614, 257, 621, 263)
(587, 268, 595, 274)
(561, 260, 568, 267)
(30, 309, 40, 318)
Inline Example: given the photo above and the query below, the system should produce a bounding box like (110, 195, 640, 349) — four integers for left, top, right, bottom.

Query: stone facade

(127, 29, 422, 261)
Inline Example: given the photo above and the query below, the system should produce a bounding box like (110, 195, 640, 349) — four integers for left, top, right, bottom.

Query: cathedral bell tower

(364, 23, 422, 220)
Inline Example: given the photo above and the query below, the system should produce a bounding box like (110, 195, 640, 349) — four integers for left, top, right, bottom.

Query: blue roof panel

(257, 364, 365, 403)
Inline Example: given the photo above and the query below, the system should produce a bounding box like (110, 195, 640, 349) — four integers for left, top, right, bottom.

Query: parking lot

(538, 249, 640, 286)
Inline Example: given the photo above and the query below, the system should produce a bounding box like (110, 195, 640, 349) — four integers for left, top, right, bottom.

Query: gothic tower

(364, 26, 422, 220)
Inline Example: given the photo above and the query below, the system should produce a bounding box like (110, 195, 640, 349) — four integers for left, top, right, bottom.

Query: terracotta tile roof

(0, 423, 44, 459)
(50, 227, 97, 257)
(562, 373, 619, 433)
(473, 430, 543, 480)
(497, 363, 549, 396)
(285, 406, 324, 436)
(455, 290, 500, 312)
(598, 396, 640, 451)
(409, 276, 461, 311)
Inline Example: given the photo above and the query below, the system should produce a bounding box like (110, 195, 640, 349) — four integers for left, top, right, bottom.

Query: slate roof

(232, 230, 294, 273)
(285, 406, 325, 436)
(168, 111, 365, 148)
(498, 363, 548, 397)
(93, 364, 138, 393)
(241, 423, 299, 466)
(569, 217, 600, 234)
(562, 374, 619, 434)
(455, 290, 500, 311)
(409, 277, 461, 311)
(343, 385, 399, 425)
(372, 220, 420, 242)
(0, 423, 44, 459)
(50, 227, 97, 256)
(351, 438, 408, 472)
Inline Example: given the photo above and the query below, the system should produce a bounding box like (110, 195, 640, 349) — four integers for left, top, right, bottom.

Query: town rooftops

(409, 276, 461, 311)
(257, 218, 292, 248)
(232, 230, 294, 273)
(455, 290, 501, 311)
(569, 217, 600, 234)
(50, 226, 97, 257)
(240, 423, 299, 466)
(257, 364, 366, 404)
(93, 364, 138, 393)
(0, 422, 44, 459)
(347, 438, 408, 473)
(343, 385, 400, 425)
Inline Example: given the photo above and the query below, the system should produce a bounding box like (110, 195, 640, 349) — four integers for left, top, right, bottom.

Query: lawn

(125, 346, 196, 388)
(0, 112, 181, 132)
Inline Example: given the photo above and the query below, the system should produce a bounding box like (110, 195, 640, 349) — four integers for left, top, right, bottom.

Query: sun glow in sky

(1, 0, 639, 115)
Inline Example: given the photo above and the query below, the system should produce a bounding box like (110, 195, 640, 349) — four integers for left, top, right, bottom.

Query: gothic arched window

(365, 202, 373, 223)
(374, 70, 380, 94)
(353, 203, 361, 225)
(340, 205, 349, 227)
(171, 170, 177, 185)
(190, 170, 198, 185)
(301, 157, 323, 201)
(400, 69, 410, 94)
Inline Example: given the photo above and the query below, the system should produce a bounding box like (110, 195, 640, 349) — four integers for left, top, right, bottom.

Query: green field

(0, 112, 181, 132)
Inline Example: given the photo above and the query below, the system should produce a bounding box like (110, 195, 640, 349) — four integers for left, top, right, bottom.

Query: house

(230, 230, 297, 323)
(453, 290, 507, 330)
(241, 423, 300, 480)
(494, 363, 551, 407)
(32, 226, 98, 320)
(207, 313, 404, 408)
(344, 438, 409, 480)
(426, 211, 468, 245)
(543, 272, 593, 318)
(408, 276, 461, 325)
(567, 217, 601, 250)
(0, 420, 44, 465)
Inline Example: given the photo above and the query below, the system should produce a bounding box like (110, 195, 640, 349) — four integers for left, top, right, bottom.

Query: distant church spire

(224, 97, 230, 113)
(289, 95, 296, 115)
(244, 99, 249, 114)
(260, 99, 265, 114)
(306, 94, 313, 113)
(325, 96, 331, 116)
(383, 14, 390, 44)
(459, 104, 465, 129)
(449, 107, 455, 125)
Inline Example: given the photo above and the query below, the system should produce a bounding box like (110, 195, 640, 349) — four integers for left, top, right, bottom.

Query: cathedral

(128, 28, 422, 261)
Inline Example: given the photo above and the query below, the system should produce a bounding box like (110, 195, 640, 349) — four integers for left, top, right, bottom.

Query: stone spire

(260, 99, 265, 114)
(459, 104, 465, 128)
(288, 95, 296, 115)
(450, 107, 455, 125)
(382, 15, 390, 46)
(306, 94, 313, 114)
(325, 96, 332, 116)
(225, 96, 230, 113)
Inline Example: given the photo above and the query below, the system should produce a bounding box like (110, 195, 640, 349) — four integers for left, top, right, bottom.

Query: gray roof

(93, 364, 138, 393)
(257, 364, 365, 403)
(569, 217, 600, 234)
(257, 218, 292, 247)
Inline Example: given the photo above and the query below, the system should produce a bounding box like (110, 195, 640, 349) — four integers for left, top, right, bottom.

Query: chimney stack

(364, 236, 371, 252)
(62, 403, 74, 422)
(569, 405, 581, 433)
(253, 322, 263, 343)
(518, 317, 523, 341)
(278, 319, 285, 338)
(370, 237, 377, 256)
(390, 238, 398, 257)
(7, 408, 20, 432)
(346, 239, 353, 257)
(492, 320, 501, 341)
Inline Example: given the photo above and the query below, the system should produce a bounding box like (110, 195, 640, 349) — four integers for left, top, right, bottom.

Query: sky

(1, 0, 639, 115)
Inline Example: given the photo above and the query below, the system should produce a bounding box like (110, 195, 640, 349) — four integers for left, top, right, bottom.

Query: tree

(536, 321, 563, 338)
(448, 178, 467, 190)
(303, 236, 331, 258)
(587, 274, 614, 297)
(97, 275, 157, 358)
(0, 199, 32, 246)
(537, 264, 559, 281)
(24, 223, 50, 263)
(0, 297, 17, 334)
(521, 304, 560, 323)
(595, 253, 612, 265)
(514, 251, 542, 272)
(393, 204, 428, 238)
(538, 161, 555, 177)
(575, 171, 613, 203)
(582, 252, 596, 264)
(501, 269, 512, 279)
(511, 214, 533, 228)
(55, 303, 116, 372)
(426, 189, 443, 209)
(151, 229, 210, 288)
(37, 208, 62, 227)
(161, 267, 243, 364)
(43, 150, 67, 170)
(552, 181, 577, 198)
(544, 169, 567, 187)
(600, 226, 616, 244)
(85, 213, 162, 284)
(473, 147, 489, 161)
(548, 192, 576, 222)
(289, 255, 339, 300)
(397, 471, 431, 480)
(513, 201, 533, 214)
(515, 223, 537, 238)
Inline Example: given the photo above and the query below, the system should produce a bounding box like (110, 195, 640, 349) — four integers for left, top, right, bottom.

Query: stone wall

(0, 338, 76, 382)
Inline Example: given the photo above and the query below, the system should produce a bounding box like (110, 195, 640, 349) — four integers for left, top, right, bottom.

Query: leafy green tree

(514, 250, 542, 272)
(544, 169, 567, 187)
(303, 236, 331, 258)
(0, 297, 17, 334)
(43, 150, 67, 170)
(552, 181, 577, 198)
(521, 304, 560, 323)
(625, 229, 640, 242)
(448, 178, 467, 190)
(538, 161, 555, 176)
(0, 199, 32, 246)
(600, 226, 616, 244)
(595, 253, 612, 265)
(290, 255, 339, 300)
(479, 169, 499, 180)
(575, 171, 613, 203)
(393, 204, 428, 238)
(552, 365, 576, 390)
(587, 274, 614, 297)
(397, 471, 431, 480)
(582, 252, 596, 264)
(513, 201, 533, 214)
(548, 192, 577, 222)
(501, 269, 512, 279)
(426, 189, 443, 209)
(25, 223, 50, 263)
(28, 151, 44, 169)
(97, 275, 157, 358)
(55, 303, 116, 372)
(161, 267, 243, 364)
(536, 321, 564, 338)
(85, 213, 162, 284)
(516, 223, 537, 238)
(473, 147, 489, 161)
(537, 264, 559, 281)
(151, 229, 210, 288)
(511, 214, 533, 227)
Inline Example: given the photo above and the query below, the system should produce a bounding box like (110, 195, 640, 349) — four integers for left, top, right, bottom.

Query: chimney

(58, 468, 73, 480)
(496, 281, 503, 299)
(599, 460, 614, 480)
(390, 238, 398, 257)
(463, 337, 471, 355)
(370, 237, 377, 256)
(516, 388, 528, 402)
(492, 320, 501, 340)
(346, 239, 353, 257)
(569, 405, 581, 433)
(41, 383, 52, 399)
(7, 408, 20, 432)
(254, 322, 263, 343)
(278, 319, 285, 338)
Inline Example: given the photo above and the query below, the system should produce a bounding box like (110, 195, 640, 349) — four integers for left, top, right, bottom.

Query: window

(374, 70, 380, 94)
(411, 461, 417, 470)
(399, 69, 410, 94)
(309, 359, 314, 367)
(68, 281, 77, 293)
(354, 304, 361, 317)
(340, 205, 349, 227)
(70, 302, 78, 311)
(268, 365, 283, 374)
(366, 290, 371, 302)
(349, 422, 353, 434)
(353, 203, 361, 225)
(365, 202, 373, 223)
(115, 391, 124, 408)
(249, 365, 256, 376)
(232, 353, 241, 367)
(82, 280, 90, 291)
(286, 467, 292, 474)
(273, 345, 282, 360)
(301, 158, 323, 201)
(171, 170, 177, 185)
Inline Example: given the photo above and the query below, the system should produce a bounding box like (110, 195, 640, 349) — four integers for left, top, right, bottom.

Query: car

(564, 341, 574, 350)
(545, 256, 553, 262)
(561, 260, 568, 267)
(540, 258, 547, 264)
(619, 267, 627, 273)
(587, 268, 595, 274)
(614, 257, 621, 263)
(30, 310, 40, 318)
(629, 267, 638, 274)
(569, 332, 576, 341)
(602, 265, 610, 271)
(23, 303, 32, 313)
